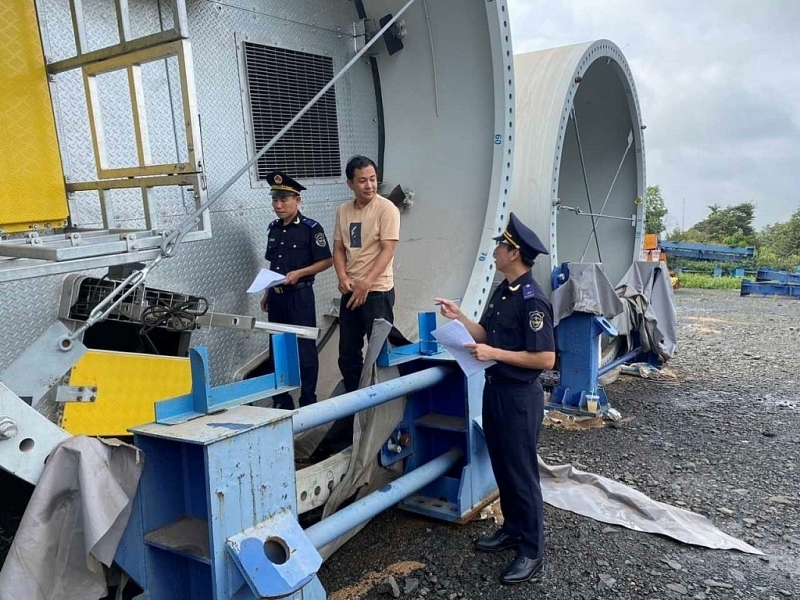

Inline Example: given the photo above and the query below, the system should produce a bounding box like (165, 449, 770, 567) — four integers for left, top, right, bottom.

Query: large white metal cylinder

(511, 40, 646, 291)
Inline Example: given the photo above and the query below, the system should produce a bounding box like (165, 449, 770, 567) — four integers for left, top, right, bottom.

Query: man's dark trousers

(266, 285, 318, 409)
(338, 289, 395, 392)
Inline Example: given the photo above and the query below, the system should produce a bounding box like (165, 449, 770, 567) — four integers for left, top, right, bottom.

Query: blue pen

(434, 297, 462, 306)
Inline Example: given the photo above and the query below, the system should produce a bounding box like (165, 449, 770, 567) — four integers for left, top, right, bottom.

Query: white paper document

(246, 268, 287, 294)
(431, 319, 496, 376)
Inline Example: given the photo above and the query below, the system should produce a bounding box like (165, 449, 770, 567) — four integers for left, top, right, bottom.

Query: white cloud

(507, 0, 800, 229)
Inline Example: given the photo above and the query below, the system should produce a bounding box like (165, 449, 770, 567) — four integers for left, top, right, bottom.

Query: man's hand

(284, 270, 301, 285)
(346, 279, 371, 309)
(464, 343, 496, 362)
(434, 297, 463, 320)
(338, 275, 355, 296)
(260, 291, 268, 313)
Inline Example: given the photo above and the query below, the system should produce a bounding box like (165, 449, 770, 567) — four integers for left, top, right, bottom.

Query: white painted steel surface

(511, 41, 646, 291)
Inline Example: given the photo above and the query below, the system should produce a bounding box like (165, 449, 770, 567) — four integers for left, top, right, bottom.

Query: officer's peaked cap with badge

(266, 171, 306, 197)
(493, 212, 548, 260)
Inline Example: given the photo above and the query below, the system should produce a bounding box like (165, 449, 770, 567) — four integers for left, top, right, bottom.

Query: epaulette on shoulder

(268, 218, 281, 229)
(302, 216, 320, 228)
(522, 282, 536, 300)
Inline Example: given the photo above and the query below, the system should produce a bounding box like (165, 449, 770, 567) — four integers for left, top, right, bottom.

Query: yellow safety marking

(0, 0, 68, 233)
(64, 350, 192, 436)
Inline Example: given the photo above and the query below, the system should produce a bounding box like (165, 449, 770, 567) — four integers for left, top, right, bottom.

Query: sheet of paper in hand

(431, 319, 496, 377)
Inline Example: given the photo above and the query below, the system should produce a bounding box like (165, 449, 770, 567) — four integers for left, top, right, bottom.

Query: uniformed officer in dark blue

(261, 171, 332, 409)
(435, 212, 555, 585)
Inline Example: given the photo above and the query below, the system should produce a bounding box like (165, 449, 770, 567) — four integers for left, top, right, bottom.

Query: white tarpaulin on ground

(539, 458, 763, 555)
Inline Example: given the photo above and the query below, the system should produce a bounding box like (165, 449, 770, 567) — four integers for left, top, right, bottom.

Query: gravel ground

(319, 289, 800, 600)
(1, 289, 799, 600)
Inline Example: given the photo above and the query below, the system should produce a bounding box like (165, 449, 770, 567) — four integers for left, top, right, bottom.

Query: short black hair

(520, 254, 535, 268)
(345, 155, 378, 181)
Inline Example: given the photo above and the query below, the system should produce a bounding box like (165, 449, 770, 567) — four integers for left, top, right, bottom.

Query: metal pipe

(292, 366, 450, 434)
(570, 107, 602, 262)
(598, 348, 641, 376)
(580, 130, 634, 261)
(304, 448, 463, 549)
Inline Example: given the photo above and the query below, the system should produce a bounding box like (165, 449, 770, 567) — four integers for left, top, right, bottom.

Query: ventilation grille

(243, 43, 342, 180)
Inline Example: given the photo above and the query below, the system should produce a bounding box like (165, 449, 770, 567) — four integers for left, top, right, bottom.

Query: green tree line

(644, 185, 800, 271)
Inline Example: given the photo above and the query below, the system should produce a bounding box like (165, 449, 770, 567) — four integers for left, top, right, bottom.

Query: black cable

(139, 297, 209, 334)
(571, 107, 602, 263)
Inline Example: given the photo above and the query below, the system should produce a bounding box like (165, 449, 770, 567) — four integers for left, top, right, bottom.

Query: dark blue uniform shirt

(265, 212, 331, 282)
(479, 271, 555, 382)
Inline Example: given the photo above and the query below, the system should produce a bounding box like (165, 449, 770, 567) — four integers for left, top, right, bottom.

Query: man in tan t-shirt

(333, 155, 401, 392)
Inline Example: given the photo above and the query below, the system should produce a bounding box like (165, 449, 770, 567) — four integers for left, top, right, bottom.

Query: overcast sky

(506, 0, 800, 231)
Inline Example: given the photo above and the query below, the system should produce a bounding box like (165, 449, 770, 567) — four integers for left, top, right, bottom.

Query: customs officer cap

(493, 212, 548, 260)
(266, 171, 306, 198)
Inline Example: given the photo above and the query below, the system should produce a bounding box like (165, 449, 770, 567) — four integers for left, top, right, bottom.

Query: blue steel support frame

(155, 334, 300, 424)
(117, 315, 498, 599)
(550, 312, 617, 413)
(377, 311, 442, 367)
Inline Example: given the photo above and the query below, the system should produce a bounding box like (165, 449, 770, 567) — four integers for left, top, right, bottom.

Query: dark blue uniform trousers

(266, 285, 318, 409)
(482, 378, 545, 559)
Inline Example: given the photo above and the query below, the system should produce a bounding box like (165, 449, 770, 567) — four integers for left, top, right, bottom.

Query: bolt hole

(60, 339, 71, 350)
(263, 537, 289, 565)
(19, 438, 34, 452)
(300, 491, 308, 501)
(327, 480, 334, 491)
(314, 486, 321, 496)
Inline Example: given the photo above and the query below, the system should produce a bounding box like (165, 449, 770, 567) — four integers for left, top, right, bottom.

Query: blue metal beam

(756, 267, 800, 285)
(304, 448, 463, 550)
(292, 366, 451, 434)
(741, 279, 800, 298)
(660, 241, 754, 262)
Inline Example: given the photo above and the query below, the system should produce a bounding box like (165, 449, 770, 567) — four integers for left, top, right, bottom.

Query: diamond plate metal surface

(5, 0, 375, 386)
(0, 0, 69, 233)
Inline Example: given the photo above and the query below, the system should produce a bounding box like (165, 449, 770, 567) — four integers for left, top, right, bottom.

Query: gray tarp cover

(552, 262, 624, 326)
(0, 436, 143, 600)
(611, 261, 678, 361)
(539, 458, 762, 554)
(552, 261, 677, 361)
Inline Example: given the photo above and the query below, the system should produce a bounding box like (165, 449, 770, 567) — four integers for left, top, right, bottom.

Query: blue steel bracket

(155, 335, 300, 425)
(226, 508, 322, 599)
(550, 313, 617, 415)
(377, 311, 443, 367)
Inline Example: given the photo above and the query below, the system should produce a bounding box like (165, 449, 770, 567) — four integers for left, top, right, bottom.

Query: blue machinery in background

(659, 241, 755, 262)
(114, 319, 497, 600)
(741, 267, 800, 299)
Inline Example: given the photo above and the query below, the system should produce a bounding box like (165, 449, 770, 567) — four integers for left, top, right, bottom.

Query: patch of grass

(678, 273, 742, 290)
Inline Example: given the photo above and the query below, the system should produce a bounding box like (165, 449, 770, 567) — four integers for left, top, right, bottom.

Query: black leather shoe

(500, 553, 544, 584)
(473, 530, 520, 553)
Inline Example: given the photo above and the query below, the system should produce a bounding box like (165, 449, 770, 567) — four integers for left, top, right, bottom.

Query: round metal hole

(300, 490, 308, 501)
(19, 438, 34, 452)
(314, 486, 321, 496)
(263, 537, 289, 565)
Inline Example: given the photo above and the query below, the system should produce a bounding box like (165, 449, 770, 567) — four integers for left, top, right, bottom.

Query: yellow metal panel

(64, 351, 192, 436)
(0, 0, 69, 233)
